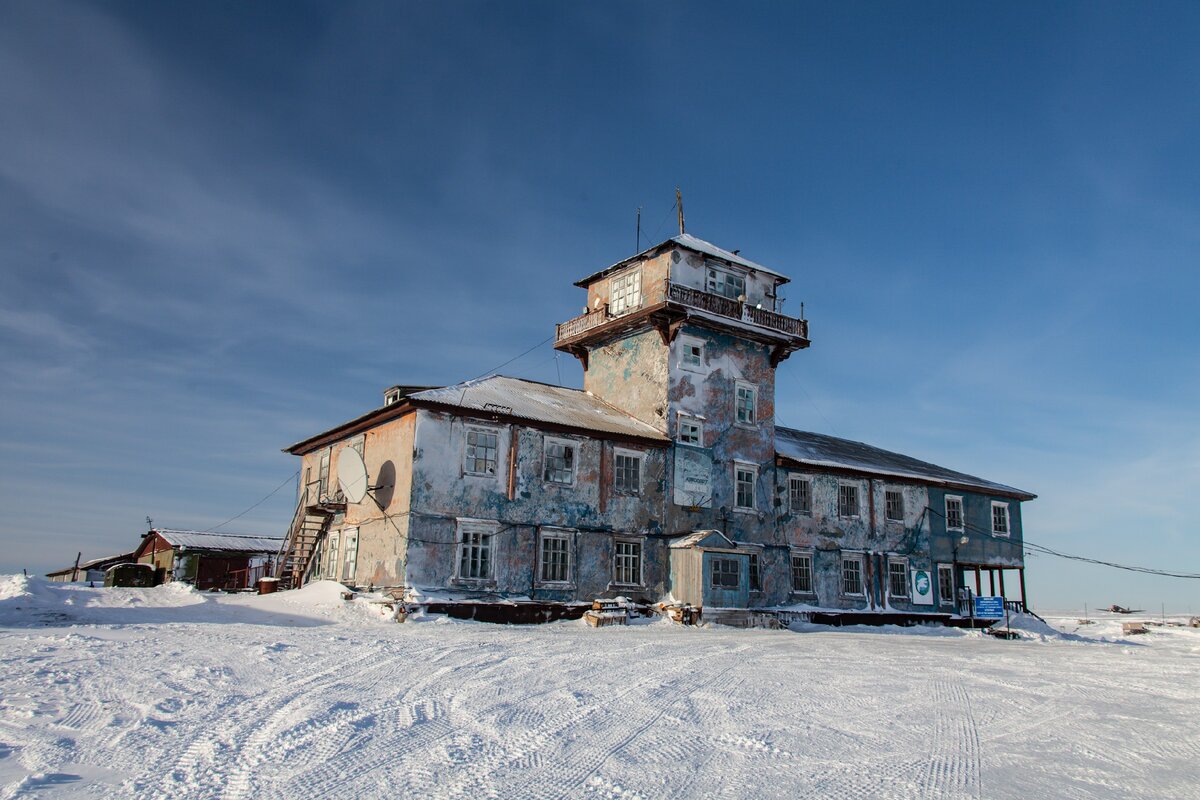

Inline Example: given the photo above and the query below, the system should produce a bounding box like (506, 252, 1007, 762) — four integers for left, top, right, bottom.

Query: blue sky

(2, 1, 1197, 610)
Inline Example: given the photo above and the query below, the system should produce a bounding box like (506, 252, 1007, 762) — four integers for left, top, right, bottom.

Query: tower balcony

(555, 279, 809, 368)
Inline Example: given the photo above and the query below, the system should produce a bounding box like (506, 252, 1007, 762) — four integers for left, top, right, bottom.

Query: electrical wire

(204, 471, 299, 533)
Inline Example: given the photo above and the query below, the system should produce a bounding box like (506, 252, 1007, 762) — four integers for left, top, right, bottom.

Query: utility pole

(676, 187, 685, 235)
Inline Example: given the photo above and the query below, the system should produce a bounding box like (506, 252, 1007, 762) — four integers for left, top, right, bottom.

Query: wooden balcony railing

(555, 280, 808, 343)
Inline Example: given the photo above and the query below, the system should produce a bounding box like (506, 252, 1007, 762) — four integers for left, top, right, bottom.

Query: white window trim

(542, 436, 578, 486)
(788, 474, 812, 515)
(887, 556, 910, 599)
(706, 262, 747, 300)
(945, 495, 965, 531)
(790, 548, 815, 595)
(678, 336, 706, 373)
(609, 268, 642, 316)
(838, 482, 862, 519)
(734, 381, 758, 427)
(937, 563, 955, 606)
(676, 414, 705, 447)
(991, 501, 1010, 537)
(535, 527, 576, 589)
(611, 536, 645, 588)
(841, 552, 866, 597)
(341, 528, 359, 583)
(884, 487, 905, 522)
(453, 518, 499, 586)
(463, 424, 502, 478)
(324, 532, 340, 581)
(733, 461, 758, 512)
(612, 448, 643, 496)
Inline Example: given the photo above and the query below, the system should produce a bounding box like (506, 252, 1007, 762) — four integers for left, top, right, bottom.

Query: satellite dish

(337, 447, 369, 504)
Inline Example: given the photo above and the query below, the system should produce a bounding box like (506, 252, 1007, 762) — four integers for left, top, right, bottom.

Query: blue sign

(973, 596, 1005, 619)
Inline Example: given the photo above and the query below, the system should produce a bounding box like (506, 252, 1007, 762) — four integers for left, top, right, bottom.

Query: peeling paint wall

(584, 328, 670, 432)
(669, 249, 780, 309)
(584, 252, 673, 312)
(928, 488, 1024, 567)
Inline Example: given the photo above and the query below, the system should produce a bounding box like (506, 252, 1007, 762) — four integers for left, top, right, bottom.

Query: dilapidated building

(280, 234, 1034, 621)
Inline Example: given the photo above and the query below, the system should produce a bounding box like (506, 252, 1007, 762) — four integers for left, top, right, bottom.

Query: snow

(1, 577, 1197, 799)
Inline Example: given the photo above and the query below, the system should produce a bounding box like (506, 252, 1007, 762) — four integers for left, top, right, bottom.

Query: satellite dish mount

(337, 448, 388, 510)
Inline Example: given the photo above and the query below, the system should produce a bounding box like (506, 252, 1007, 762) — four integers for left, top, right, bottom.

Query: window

(748, 553, 761, 591)
(455, 520, 496, 581)
(734, 464, 756, 510)
(791, 552, 814, 593)
(613, 450, 642, 495)
(838, 484, 860, 518)
(706, 265, 746, 300)
(464, 427, 499, 476)
(680, 338, 705, 370)
(324, 532, 340, 580)
(678, 417, 703, 446)
(349, 435, 365, 457)
(885, 489, 904, 522)
(945, 496, 964, 531)
(992, 502, 1010, 537)
(789, 476, 811, 514)
(543, 438, 576, 485)
(842, 555, 864, 596)
(538, 529, 573, 586)
(341, 529, 358, 583)
(937, 564, 955, 606)
(711, 557, 740, 589)
(613, 539, 642, 586)
(888, 558, 909, 599)
(318, 448, 330, 497)
(735, 382, 757, 425)
(609, 269, 642, 316)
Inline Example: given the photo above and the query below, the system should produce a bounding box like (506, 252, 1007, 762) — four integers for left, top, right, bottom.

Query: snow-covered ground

(1, 577, 1197, 799)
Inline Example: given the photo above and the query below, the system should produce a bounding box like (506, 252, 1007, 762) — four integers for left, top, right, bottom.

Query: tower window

(735, 382, 757, 425)
(609, 269, 642, 316)
(706, 265, 746, 300)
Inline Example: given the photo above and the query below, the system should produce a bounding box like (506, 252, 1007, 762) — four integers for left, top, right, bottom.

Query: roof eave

(775, 453, 1037, 501)
(573, 237, 791, 288)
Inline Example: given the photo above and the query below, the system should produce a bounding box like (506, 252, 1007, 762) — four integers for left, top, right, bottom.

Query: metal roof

(574, 233, 789, 287)
(152, 529, 285, 553)
(775, 427, 1036, 500)
(668, 530, 740, 550)
(410, 376, 668, 442)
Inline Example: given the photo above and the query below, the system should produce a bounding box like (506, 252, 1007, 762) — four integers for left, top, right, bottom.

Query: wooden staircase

(275, 487, 343, 589)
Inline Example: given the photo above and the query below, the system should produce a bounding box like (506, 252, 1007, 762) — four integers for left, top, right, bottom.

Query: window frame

(887, 557, 909, 600)
(945, 495, 964, 531)
(838, 483, 861, 519)
(789, 475, 812, 514)
(612, 537, 644, 588)
(790, 549, 815, 594)
(612, 448, 643, 496)
(609, 268, 642, 316)
(734, 381, 758, 426)
(677, 416, 704, 447)
(710, 557, 741, 589)
(318, 448, 331, 498)
(542, 436, 578, 486)
(463, 425, 501, 478)
(937, 563, 955, 607)
(991, 501, 1010, 537)
(678, 336, 706, 373)
(324, 531, 340, 580)
(885, 488, 904, 522)
(706, 263, 746, 300)
(536, 527, 575, 588)
(454, 519, 499, 585)
(341, 528, 359, 583)
(733, 462, 757, 512)
(748, 551, 762, 591)
(842, 553, 865, 596)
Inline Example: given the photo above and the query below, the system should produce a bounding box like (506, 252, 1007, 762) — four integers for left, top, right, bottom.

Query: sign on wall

(973, 596, 1005, 619)
(910, 569, 934, 605)
(673, 448, 713, 508)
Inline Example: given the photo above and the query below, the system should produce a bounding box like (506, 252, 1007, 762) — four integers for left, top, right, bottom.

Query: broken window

(735, 382, 757, 425)
(735, 465, 756, 510)
(678, 418, 703, 446)
(888, 558, 908, 598)
(789, 476, 811, 514)
(538, 530, 573, 585)
(464, 427, 499, 476)
(679, 337, 705, 371)
(992, 502, 1010, 536)
(791, 552, 813, 593)
(706, 265, 745, 300)
(885, 489, 904, 522)
(614, 450, 641, 495)
(711, 557, 740, 589)
(613, 539, 642, 586)
(842, 556, 864, 596)
(938, 564, 955, 606)
(945, 496, 964, 531)
(543, 438, 576, 485)
(609, 269, 642, 316)
(838, 484, 860, 518)
(456, 521, 495, 581)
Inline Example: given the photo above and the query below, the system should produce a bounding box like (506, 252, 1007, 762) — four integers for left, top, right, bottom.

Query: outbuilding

(133, 529, 284, 590)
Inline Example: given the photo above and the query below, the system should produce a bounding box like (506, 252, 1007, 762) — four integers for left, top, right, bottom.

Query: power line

(205, 471, 299, 533)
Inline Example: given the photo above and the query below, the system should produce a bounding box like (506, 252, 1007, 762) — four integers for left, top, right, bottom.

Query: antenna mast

(675, 187, 685, 235)
(636, 206, 642, 252)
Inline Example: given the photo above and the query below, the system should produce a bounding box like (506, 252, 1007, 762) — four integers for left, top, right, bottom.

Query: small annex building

(278, 233, 1036, 622)
(134, 529, 284, 590)
(46, 552, 137, 583)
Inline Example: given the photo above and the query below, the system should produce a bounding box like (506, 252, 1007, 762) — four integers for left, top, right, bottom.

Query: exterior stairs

(275, 489, 343, 589)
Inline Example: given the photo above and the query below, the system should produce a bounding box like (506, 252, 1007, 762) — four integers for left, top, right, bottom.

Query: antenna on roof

(675, 187, 685, 235)
(635, 206, 642, 252)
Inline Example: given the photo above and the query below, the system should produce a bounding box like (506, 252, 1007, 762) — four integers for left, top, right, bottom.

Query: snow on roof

(774, 427, 1036, 500)
(668, 530, 739, 550)
(152, 530, 285, 553)
(410, 376, 667, 442)
(575, 233, 789, 286)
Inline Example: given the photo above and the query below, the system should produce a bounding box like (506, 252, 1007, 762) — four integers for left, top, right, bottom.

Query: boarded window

(735, 466, 756, 510)
(538, 532, 572, 584)
(791, 553, 813, 593)
(838, 484, 860, 518)
(711, 557, 740, 589)
(885, 490, 904, 521)
(614, 451, 641, 494)
(789, 477, 811, 513)
(945, 496, 964, 530)
(609, 270, 642, 316)
(888, 559, 908, 598)
(842, 557, 864, 595)
(464, 428, 499, 475)
(543, 439, 575, 485)
(613, 540, 642, 585)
